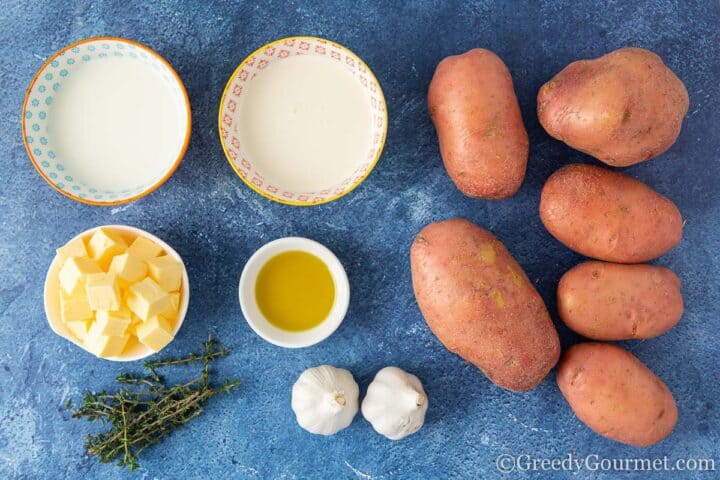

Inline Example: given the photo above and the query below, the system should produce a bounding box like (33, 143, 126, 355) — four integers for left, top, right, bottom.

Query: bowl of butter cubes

(44, 225, 189, 361)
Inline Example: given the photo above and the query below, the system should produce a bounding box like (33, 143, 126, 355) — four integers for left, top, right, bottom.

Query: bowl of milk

(22, 37, 191, 205)
(219, 36, 387, 206)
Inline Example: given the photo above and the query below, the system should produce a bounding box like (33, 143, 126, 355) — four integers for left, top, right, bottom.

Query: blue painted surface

(0, 1, 718, 478)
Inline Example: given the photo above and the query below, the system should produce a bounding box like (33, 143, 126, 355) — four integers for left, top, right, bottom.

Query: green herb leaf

(67, 336, 239, 470)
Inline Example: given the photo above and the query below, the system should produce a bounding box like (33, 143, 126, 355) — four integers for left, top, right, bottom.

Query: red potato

(557, 343, 678, 447)
(410, 219, 560, 391)
(428, 49, 529, 199)
(558, 261, 683, 340)
(538, 47, 689, 167)
(539, 164, 683, 263)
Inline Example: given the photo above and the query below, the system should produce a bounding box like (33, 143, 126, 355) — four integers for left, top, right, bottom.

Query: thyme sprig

(67, 336, 239, 470)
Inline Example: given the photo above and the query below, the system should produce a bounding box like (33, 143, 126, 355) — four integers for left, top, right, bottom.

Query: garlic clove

(361, 366, 429, 441)
(291, 365, 359, 436)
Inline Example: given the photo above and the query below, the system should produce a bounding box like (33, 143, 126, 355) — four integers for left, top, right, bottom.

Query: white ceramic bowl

(44, 225, 190, 361)
(22, 37, 191, 206)
(219, 36, 387, 206)
(239, 237, 350, 348)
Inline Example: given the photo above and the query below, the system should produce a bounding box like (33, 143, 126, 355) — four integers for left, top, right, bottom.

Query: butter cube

(94, 310, 132, 336)
(56, 237, 88, 260)
(146, 255, 183, 292)
(136, 315, 174, 352)
(127, 236, 163, 260)
(66, 319, 92, 341)
(59, 257, 101, 295)
(162, 291, 181, 318)
(85, 273, 121, 311)
(126, 278, 171, 321)
(85, 322, 130, 358)
(88, 228, 127, 269)
(108, 253, 147, 284)
(127, 314, 143, 336)
(60, 290, 94, 323)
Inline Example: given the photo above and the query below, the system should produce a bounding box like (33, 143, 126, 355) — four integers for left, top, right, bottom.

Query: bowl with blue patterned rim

(22, 37, 191, 206)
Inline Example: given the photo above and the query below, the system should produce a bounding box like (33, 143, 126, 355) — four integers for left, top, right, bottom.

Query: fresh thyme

(67, 336, 239, 470)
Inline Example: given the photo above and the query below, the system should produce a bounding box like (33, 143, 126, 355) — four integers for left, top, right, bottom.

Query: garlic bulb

(291, 365, 359, 435)
(361, 367, 428, 440)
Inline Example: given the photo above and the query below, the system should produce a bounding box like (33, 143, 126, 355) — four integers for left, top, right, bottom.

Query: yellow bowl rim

(21, 36, 193, 207)
(217, 35, 388, 207)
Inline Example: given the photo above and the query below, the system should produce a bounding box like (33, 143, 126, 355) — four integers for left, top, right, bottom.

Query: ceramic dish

(22, 37, 191, 206)
(219, 36, 388, 206)
(45, 225, 190, 361)
(239, 237, 350, 348)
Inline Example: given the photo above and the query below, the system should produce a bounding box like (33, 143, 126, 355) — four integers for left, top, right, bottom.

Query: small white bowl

(239, 237, 350, 348)
(44, 225, 190, 361)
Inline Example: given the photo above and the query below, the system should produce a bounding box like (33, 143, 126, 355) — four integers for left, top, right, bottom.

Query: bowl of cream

(22, 37, 191, 205)
(219, 36, 387, 206)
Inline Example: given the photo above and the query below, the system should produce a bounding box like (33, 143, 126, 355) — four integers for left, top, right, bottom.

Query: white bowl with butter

(239, 237, 350, 348)
(219, 36, 387, 206)
(45, 225, 189, 361)
(22, 37, 191, 206)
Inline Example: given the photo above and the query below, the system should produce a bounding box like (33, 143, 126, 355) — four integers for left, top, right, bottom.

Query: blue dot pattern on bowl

(23, 39, 187, 203)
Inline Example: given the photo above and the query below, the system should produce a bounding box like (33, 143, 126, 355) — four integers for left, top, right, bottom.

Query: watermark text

(495, 453, 716, 474)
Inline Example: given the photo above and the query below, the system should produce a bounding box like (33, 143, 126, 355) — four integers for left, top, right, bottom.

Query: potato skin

(428, 49, 529, 199)
(538, 47, 689, 167)
(539, 164, 682, 263)
(410, 219, 560, 391)
(557, 343, 677, 446)
(558, 261, 683, 340)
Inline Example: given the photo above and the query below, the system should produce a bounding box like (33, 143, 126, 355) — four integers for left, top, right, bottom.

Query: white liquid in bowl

(47, 57, 187, 191)
(236, 55, 373, 193)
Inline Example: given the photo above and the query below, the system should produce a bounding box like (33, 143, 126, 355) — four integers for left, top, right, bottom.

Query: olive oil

(255, 251, 335, 332)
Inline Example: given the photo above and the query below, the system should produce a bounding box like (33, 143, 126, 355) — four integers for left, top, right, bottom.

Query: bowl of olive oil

(238, 237, 350, 348)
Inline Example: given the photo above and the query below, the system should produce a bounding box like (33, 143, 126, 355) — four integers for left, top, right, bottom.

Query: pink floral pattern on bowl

(218, 36, 387, 206)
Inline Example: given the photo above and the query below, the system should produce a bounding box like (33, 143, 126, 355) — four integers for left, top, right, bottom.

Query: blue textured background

(1, 1, 718, 479)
